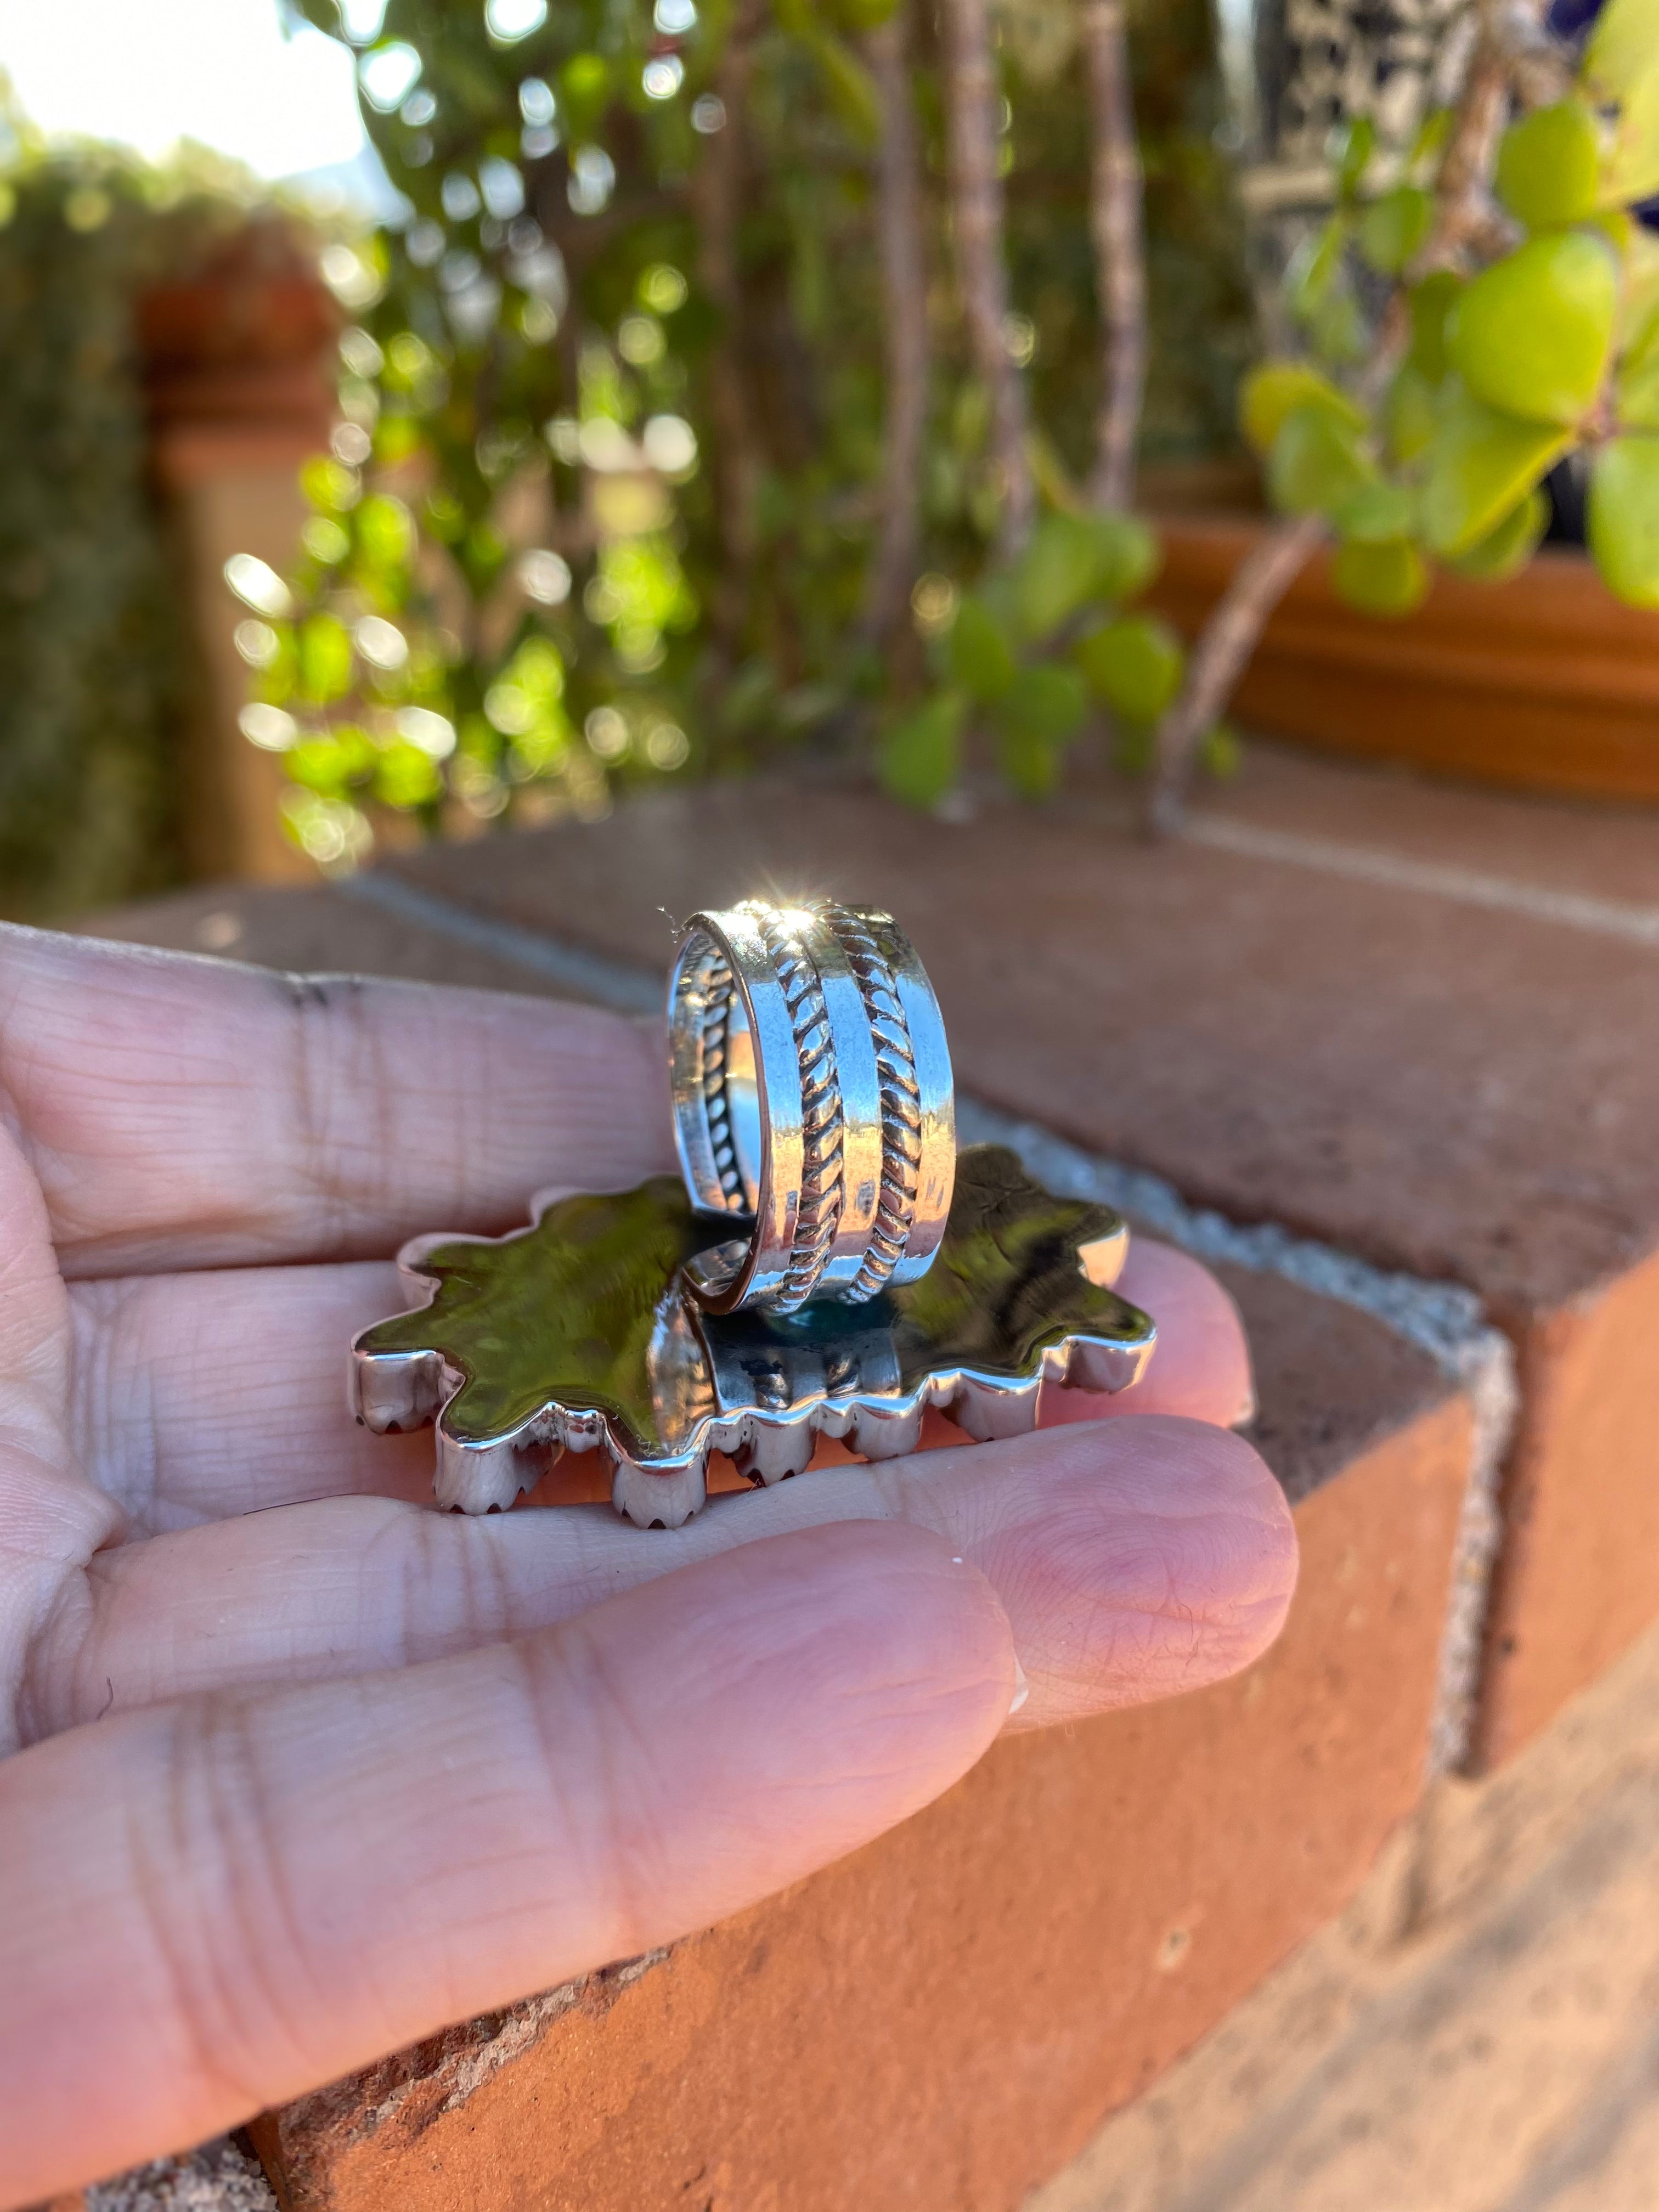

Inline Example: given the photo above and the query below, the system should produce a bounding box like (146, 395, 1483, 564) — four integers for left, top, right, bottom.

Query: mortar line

(1186, 814, 1659, 949)
(337, 869, 665, 1013)
(334, 868, 1517, 1775)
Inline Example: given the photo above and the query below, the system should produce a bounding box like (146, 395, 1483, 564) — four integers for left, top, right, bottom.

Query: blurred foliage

(1240, 0, 1659, 625)
(241, 0, 1252, 864)
(0, 120, 269, 918)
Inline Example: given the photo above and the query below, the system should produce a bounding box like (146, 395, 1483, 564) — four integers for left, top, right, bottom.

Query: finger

(69, 1263, 435, 1531)
(1, 924, 674, 1277)
(1037, 1238, 1254, 1431)
(67, 1238, 1249, 1527)
(30, 1417, 1295, 1737)
(0, 1522, 1014, 2203)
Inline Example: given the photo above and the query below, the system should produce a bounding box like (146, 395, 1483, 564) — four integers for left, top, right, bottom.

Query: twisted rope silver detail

(698, 952, 747, 1211)
(749, 904, 845, 1313)
(816, 903, 922, 1300)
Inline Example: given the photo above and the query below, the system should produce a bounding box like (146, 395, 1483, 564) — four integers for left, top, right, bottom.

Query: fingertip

(1040, 1239, 1254, 1431)
(690, 1519, 1020, 1769)
(933, 1415, 1299, 1728)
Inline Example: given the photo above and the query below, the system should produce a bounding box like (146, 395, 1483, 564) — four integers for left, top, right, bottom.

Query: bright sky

(0, 0, 376, 184)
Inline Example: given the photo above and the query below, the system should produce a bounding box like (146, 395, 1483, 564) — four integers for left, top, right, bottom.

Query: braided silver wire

(815, 902, 923, 1300)
(747, 903, 845, 1314)
(698, 952, 747, 1212)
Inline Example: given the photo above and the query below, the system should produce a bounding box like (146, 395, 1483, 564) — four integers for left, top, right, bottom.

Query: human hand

(0, 927, 1296, 2208)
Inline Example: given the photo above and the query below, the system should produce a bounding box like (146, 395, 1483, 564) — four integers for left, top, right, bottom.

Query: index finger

(1, 924, 674, 1277)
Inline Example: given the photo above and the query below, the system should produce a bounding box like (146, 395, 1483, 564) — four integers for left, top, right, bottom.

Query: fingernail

(1008, 1660, 1030, 1717)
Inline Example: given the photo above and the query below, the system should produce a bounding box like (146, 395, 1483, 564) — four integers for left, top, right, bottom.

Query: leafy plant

(878, 503, 1217, 804)
(0, 129, 260, 916)
(236, 0, 1250, 863)
(246, 0, 1656, 856)
(1148, 0, 1659, 822)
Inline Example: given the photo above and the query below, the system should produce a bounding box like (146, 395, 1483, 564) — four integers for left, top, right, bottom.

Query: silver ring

(668, 899, 955, 1314)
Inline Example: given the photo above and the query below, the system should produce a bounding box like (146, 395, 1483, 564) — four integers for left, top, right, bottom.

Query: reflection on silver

(667, 899, 955, 1316)
(352, 1146, 1154, 1528)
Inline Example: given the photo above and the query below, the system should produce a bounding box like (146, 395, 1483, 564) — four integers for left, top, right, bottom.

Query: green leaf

(879, 690, 964, 807)
(1331, 539, 1430, 617)
(287, 726, 376, 794)
(1603, 59, 1659, 205)
(1495, 102, 1602, 232)
(1586, 0, 1659, 98)
(1075, 614, 1184, 723)
(1085, 512, 1161, 603)
(1444, 487, 1549, 581)
(1334, 479, 1417, 541)
(948, 595, 1017, 703)
(1008, 514, 1156, 641)
(1239, 363, 1366, 457)
(297, 613, 354, 706)
(805, 29, 881, 143)
(1448, 233, 1618, 426)
(1000, 724, 1062, 801)
(1286, 217, 1350, 322)
(558, 53, 611, 139)
(1384, 365, 1438, 464)
(775, 0, 881, 140)
(375, 416, 424, 467)
(1308, 278, 1370, 368)
(1420, 387, 1571, 556)
(1009, 516, 1098, 640)
(1588, 208, 1637, 255)
(1588, 436, 1659, 608)
(1618, 345, 1659, 430)
(1358, 187, 1434, 276)
(1331, 116, 1376, 201)
(301, 456, 360, 515)
(354, 493, 417, 579)
(1407, 271, 1464, 383)
(1409, 109, 1454, 171)
(1268, 404, 1374, 519)
(374, 740, 444, 810)
(997, 662, 1089, 746)
(831, 0, 899, 26)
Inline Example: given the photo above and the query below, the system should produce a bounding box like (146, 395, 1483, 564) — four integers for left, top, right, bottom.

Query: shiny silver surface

(667, 898, 955, 1315)
(352, 1144, 1153, 1529)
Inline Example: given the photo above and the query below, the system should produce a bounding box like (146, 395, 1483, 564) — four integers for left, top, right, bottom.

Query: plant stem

(940, 0, 1034, 556)
(1421, 5, 1517, 273)
(1147, 512, 1325, 833)
(861, 0, 929, 654)
(1082, 0, 1146, 512)
(691, 0, 764, 667)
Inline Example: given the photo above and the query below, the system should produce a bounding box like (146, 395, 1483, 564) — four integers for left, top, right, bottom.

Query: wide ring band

(668, 899, 955, 1315)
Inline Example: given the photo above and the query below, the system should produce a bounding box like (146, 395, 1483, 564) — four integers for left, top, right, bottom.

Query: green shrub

(0, 133, 265, 918)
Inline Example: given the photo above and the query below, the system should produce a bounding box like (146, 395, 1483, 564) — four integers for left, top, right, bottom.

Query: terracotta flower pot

(1148, 512, 1659, 805)
(138, 223, 338, 479)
